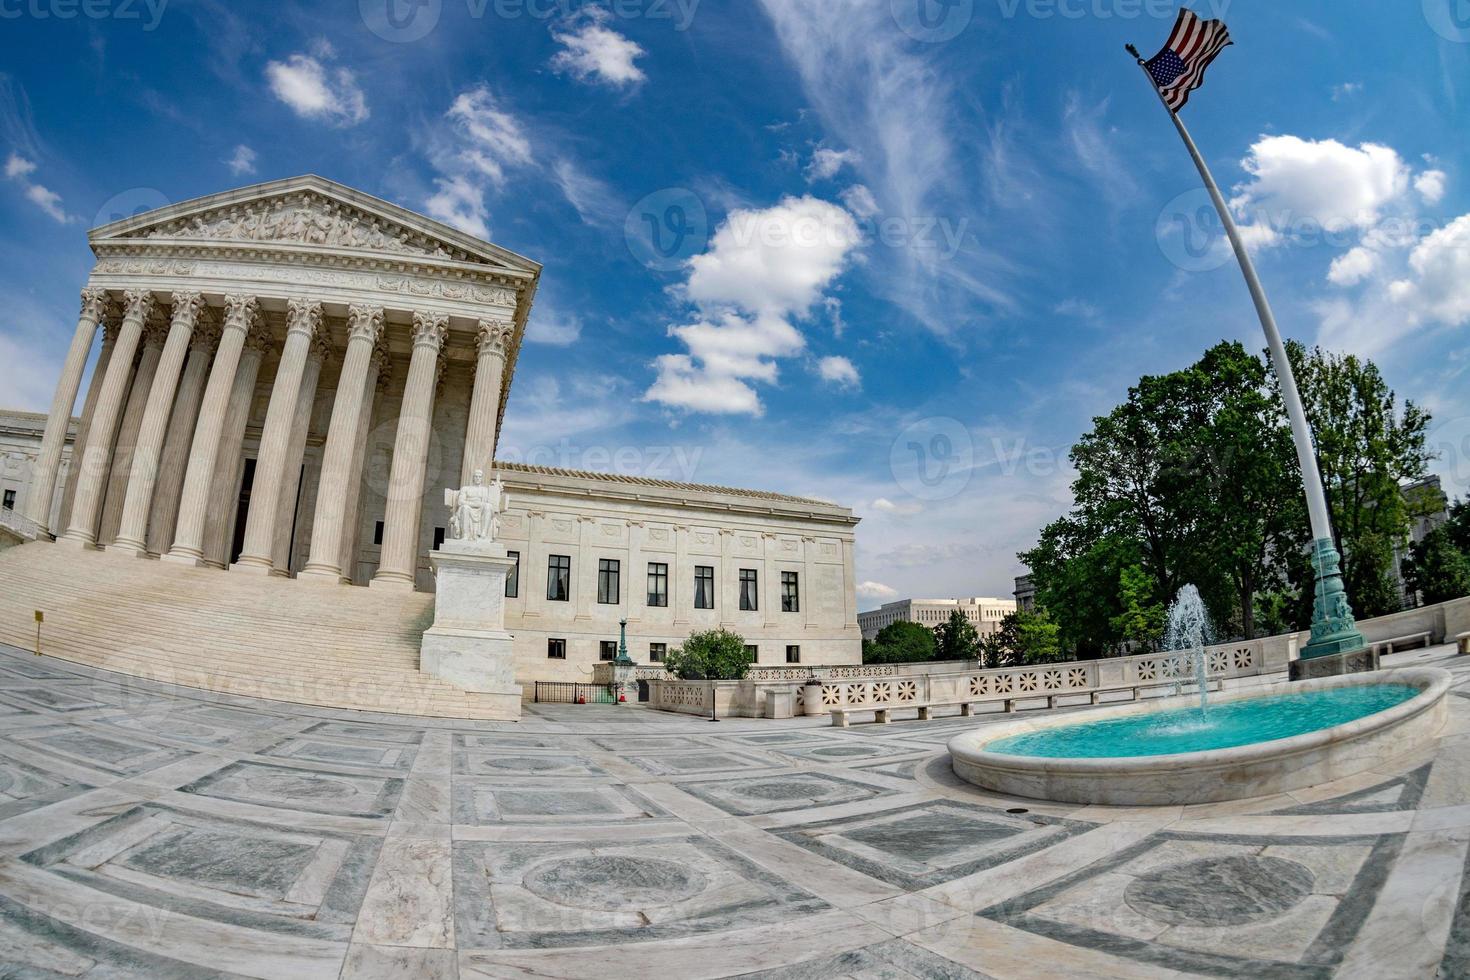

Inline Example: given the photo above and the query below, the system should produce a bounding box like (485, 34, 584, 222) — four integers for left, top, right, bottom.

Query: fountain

(947, 585, 1452, 805)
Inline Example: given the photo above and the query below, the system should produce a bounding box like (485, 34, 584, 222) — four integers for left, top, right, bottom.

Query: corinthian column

(270, 329, 331, 574)
(28, 287, 108, 534)
(203, 326, 272, 569)
(147, 316, 219, 556)
(99, 310, 168, 545)
(461, 318, 513, 485)
(370, 311, 447, 591)
(112, 292, 206, 556)
(62, 289, 155, 547)
(300, 305, 383, 583)
(164, 294, 260, 565)
(233, 299, 322, 573)
(58, 304, 121, 532)
(339, 343, 389, 583)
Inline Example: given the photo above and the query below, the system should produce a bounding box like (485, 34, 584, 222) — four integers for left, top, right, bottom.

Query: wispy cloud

(225, 144, 257, 176)
(265, 44, 368, 127)
(4, 152, 71, 223)
(550, 10, 647, 89)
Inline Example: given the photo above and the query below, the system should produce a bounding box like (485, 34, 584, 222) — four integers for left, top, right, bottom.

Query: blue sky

(2, 0, 1468, 608)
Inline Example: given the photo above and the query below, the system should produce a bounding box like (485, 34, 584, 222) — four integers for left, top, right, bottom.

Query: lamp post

(612, 618, 637, 704)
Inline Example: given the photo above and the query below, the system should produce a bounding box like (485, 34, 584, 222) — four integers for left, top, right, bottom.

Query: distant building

(1395, 475, 1452, 605)
(1014, 574, 1036, 613)
(858, 596, 1017, 641)
(0, 409, 77, 531)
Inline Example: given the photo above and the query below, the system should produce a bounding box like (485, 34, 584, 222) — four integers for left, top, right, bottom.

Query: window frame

(547, 638, 567, 660)
(744, 644, 759, 663)
(649, 642, 667, 663)
(597, 558, 621, 605)
(739, 568, 758, 611)
(599, 640, 617, 662)
(781, 570, 800, 613)
(786, 644, 801, 664)
(505, 551, 520, 598)
(647, 561, 669, 607)
(694, 565, 715, 609)
(547, 554, 571, 602)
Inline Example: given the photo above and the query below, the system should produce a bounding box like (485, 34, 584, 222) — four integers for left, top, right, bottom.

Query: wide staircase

(0, 540, 516, 720)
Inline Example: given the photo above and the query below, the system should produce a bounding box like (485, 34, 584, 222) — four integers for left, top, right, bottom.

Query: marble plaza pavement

(1, 642, 1469, 979)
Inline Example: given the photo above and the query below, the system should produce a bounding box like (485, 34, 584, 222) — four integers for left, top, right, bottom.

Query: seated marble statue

(445, 469, 507, 546)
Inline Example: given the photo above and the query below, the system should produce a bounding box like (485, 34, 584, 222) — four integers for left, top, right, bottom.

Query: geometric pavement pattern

(1, 641, 1469, 978)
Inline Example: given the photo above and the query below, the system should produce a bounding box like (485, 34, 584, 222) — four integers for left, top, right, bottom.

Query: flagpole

(1126, 44, 1367, 669)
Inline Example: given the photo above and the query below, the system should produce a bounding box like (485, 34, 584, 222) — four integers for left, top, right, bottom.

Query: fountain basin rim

(947, 668, 1449, 805)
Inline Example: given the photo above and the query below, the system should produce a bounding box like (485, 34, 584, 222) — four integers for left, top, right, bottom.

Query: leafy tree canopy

(663, 628, 752, 681)
(863, 620, 937, 665)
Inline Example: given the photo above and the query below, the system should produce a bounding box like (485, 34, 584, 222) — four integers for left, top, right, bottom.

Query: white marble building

(858, 596, 1017, 641)
(0, 410, 76, 533)
(19, 175, 862, 689)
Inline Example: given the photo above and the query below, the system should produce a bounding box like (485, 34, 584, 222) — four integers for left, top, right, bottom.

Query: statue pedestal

(420, 541, 521, 717)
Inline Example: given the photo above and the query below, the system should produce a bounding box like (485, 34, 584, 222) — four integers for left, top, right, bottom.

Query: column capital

(142, 306, 171, 349)
(122, 288, 156, 324)
(411, 310, 450, 350)
(190, 316, 222, 355)
(475, 318, 515, 357)
(286, 298, 324, 339)
(309, 328, 332, 364)
(80, 286, 109, 322)
(170, 291, 207, 330)
(243, 323, 275, 358)
(222, 294, 262, 334)
(347, 304, 385, 344)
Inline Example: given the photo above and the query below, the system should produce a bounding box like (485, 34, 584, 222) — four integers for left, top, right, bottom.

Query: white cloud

(646, 195, 863, 415)
(1388, 213, 1470, 328)
(225, 144, 257, 176)
(526, 308, 582, 346)
(4, 152, 69, 223)
(869, 497, 921, 516)
(857, 581, 898, 602)
(1415, 169, 1447, 205)
(1231, 136, 1410, 236)
(423, 86, 534, 239)
(840, 183, 879, 219)
(1330, 82, 1363, 101)
(265, 52, 367, 127)
(1327, 246, 1379, 287)
(817, 354, 860, 387)
(805, 147, 858, 182)
(550, 12, 646, 88)
(551, 158, 621, 227)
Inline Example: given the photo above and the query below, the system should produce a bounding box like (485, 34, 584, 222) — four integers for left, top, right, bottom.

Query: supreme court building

(14, 176, 861, 696)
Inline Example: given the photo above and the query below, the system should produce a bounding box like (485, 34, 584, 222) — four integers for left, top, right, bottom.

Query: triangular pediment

(89, 175, 540, 278)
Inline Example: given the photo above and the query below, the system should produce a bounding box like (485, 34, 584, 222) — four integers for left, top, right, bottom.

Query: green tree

(1403, 506, 1470, 605)
(932, 609, 981, 661)
(984, 610, 1063, 666)
(663, 628, 752, 681)
(1110, 564, 1167, 651)
(862, 620, 936, 665)
(1289, 342, 1432, 618)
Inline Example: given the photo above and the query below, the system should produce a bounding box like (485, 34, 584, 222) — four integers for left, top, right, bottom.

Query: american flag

(1145, 9, 1233, 112)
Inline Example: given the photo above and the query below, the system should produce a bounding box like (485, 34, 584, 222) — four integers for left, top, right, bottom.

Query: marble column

(99, 311, 168, 545)
(626, 520, 645, 625)
(112, 292, 206, 556)
(233, 300, 321, 573)
(719, 528, 737, 627)
(27, 287, 108, 533)
(338, 345, 388, 584)
(203, 326, 272, 569)
(300, 305, 384, 583)
(802, 536, 818, 631)
(270, 330, 330, 574)
(673, 524, 691, 627)
(164, 295, 261, 566)
(371, 311, 447, 591)
(146, 319, 219, 557)
(58, 306, 121, 532)
(574, 515, 596, 619)
(62, 289, 154, 547)
(461, 318, 512, 485)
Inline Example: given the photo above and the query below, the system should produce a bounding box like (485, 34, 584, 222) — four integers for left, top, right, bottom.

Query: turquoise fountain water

(1163, 584, 1212, 712)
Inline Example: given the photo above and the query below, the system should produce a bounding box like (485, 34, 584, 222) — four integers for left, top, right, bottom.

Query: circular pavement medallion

(1124, 855, 1316, 927)
(522, 855, 708, 911)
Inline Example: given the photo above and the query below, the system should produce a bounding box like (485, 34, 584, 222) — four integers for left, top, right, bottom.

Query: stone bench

(1457, 632, 1470, 656)
(1371, 632, 1433, 656)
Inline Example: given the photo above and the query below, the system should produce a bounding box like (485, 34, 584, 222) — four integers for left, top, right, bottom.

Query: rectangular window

(1, 489, 13, 511)
(739, 569, 758, 611)
(597, 559, 621, 604)
(373, 520, 384, 546)
(547, 638, 566, 660)
(786, 645, 801, 664)
(647, 562, 668, 607)
(600, 640, 618, 661)
(547, 555, 571, 601)
(694, 565, 715, 609)
(781, 571, 800, 613)
(649, 642, 667, 663)
(744, 644, 759, 663)
(505, 551, 520, 598)
(433, 526, 446, 551)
